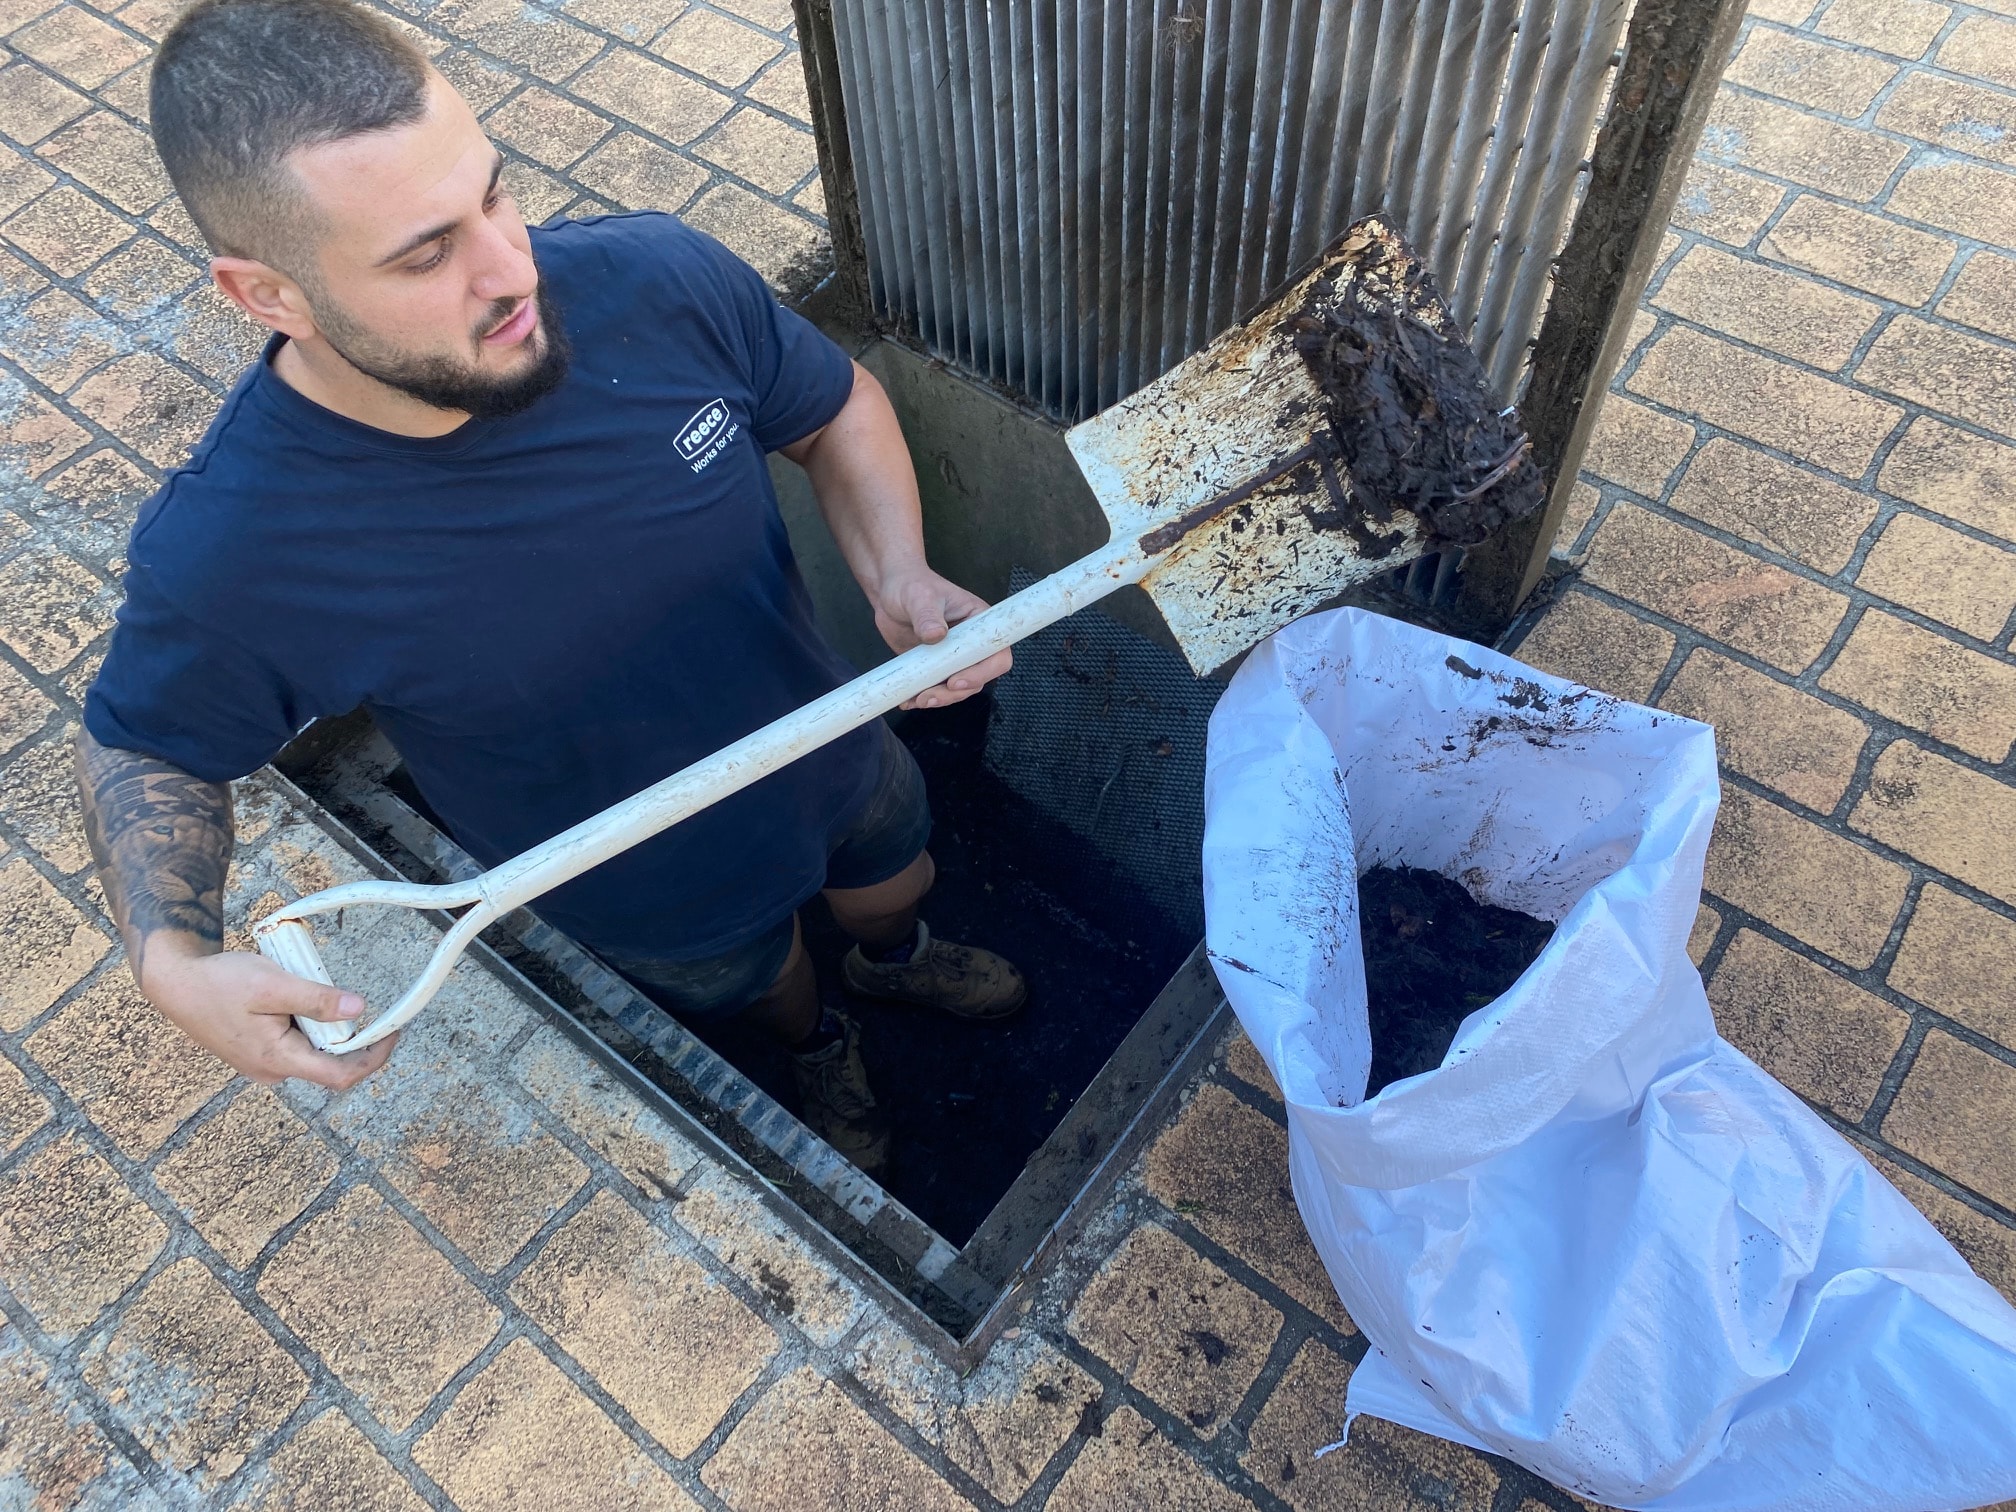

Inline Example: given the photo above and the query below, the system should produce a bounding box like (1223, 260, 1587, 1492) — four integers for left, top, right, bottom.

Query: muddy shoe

(791, 1014, 891, 1176)
(841, 922, 1028, 1020)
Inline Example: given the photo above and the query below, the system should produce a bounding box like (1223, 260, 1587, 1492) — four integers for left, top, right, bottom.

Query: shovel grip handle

(254, 917, 357, 1052)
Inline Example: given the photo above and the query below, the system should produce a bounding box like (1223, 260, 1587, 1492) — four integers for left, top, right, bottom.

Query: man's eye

(412, 240, 449, 272)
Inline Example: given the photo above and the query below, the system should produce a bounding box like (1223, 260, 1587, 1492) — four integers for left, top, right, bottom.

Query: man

(76, 0, 1025, 1174)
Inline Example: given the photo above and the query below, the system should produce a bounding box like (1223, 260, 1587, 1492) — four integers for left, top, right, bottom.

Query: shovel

(256, 218, 1539, 1052)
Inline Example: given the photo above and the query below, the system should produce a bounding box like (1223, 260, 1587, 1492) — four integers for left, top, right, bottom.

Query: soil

(683, 693, 1194, 1245)
(1286, 217, 1547, 549)
(1358, 864, 1553, 1097)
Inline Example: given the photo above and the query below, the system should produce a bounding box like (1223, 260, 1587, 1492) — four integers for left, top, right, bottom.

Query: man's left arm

(779, 362, 1011, 710)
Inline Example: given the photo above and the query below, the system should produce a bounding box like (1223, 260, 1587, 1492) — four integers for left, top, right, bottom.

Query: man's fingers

(945, 649, 1013, 693)
(250, 974, 365, 1023)
(268, 1027, 398, 1090)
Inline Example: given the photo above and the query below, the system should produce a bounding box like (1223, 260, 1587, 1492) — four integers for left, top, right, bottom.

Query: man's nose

(469, 221, 537, 304)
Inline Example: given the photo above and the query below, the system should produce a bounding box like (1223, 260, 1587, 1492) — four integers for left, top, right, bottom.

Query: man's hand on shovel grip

(144, 947, 396, 1090)
(75, 728, 396, 1090)
(874, 569, 1014, 710)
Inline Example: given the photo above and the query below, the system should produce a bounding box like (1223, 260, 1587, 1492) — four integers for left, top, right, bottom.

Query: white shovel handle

(255, 539, 1149, 1052)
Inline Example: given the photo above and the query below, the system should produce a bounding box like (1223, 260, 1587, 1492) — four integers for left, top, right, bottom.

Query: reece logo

(676, 399, 733, 463)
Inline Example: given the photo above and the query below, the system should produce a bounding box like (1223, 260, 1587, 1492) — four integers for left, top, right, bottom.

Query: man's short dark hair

(150, 0, 430, 271)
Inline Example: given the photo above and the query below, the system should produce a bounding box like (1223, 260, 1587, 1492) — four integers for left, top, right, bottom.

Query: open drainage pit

(277, 597, 1229, 1358)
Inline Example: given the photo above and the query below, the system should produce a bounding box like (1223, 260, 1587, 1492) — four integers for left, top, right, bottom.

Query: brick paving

(0, 0, 2013, 1507)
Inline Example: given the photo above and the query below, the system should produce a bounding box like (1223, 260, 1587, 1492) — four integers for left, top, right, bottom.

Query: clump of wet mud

(1286, 217, 1546, 548)
(1359, 865, 1553, 1096)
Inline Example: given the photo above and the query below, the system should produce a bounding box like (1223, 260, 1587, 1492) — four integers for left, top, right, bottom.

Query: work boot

(841, 921, 1028, 1020)
(791, 1013, 891, 1176)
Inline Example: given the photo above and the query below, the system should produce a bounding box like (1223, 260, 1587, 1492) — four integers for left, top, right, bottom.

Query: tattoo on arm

(75, 729, 233, 982)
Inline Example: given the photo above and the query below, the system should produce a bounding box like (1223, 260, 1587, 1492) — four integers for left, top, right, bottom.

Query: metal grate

(983, 576, 1226, 936)
(830, 0, 1632, 422)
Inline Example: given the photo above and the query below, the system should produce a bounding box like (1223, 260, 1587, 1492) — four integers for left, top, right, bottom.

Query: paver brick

(0, 62, 89, 145)
(1855, 511, 2016, 641)
(0, 378, 90, 476)
(431, 0, 603, 83)
(414, 1337, 701, 1512)
(0, 1048, 49, 1151)
(1243, 1338, 1498, 1512)
(571, 49, 734, 145)
(703, 1366, 969, 1511)
(234, 1409, 429, 1512)
(1661, 649, 1867, 811)
(0, 1321, 153, 1511)
(69, 352, 218, 468)
(1820, 611, 2016, 761)
(697, 107, 818, 195)
(745, 56, 812, 123)
(572, 130, 710, 212)
(0, 857, 109, 1029)
(95, 63, 151, 125)
(0, 142, 56, 219)
(1852, 739, 2016, 904)
(1938, 251, 2016, 344)
(846, 1319, 1100, 1504)
(9, 8, 147, 90)
(1144, 1081, 1352, 1328)
(681, 182, 826, 293)
(1703, 786, 1908, 967)
(1889, 884, 2016, 1048)
(1222, 1028, 1280, 1101)
(560, 0, 671, 45)
(25, 970, 235, 1158)
(1667, 436, 1877, 574)
(1049, 1404, 1252, 1512)
(0, 730, 91, 873)
(1581, 505, 1849, 673)
(511, 1189, 777, 1456)
(325, 1064, 587, 1273)
(258, 1185, 500, 1431)
(1580, 394, 1693, 499)
(510, 1026, 702, 1202)
(1706, 929, 1909, 1119)
(36, 445, 153, 561)
(1815, 0, 1951, 59)
(172, 281, 268, 383)
(1939, 14, 2016, 91)
(1887, 156, 2016, 247)
(709, 0, 797, 31)
(0, 287, 126, 390)
(1883, 1031, 2016, 1210)
(1876, 72, 2016, 168)
(81, 236, 200, 320)
(113, 0, 180, 42)
(485, 85, 610, 171)
(36, 110, 167, 216)
(1, 183, 126, 277)
(1689, 901, 1722, 964)
(0, 0, 60, 34)
(1557, 478, 1601, 550)
(1723, 28, 1897, 117)
(0, 653, 53, 755)
(0, 545, 112, 672)
(1628, 327, 1900, 479)
(654, 7, 784, 88)
(152, 1085, 339, 1270)
(1878, 417, 2016, 543)
(1759, 195, 1954, 305)
(503, 156, 576, 223)
(1668, 160, 1784, 246)
(670, 1165, 867, 1346)
(1859, 316, 2016, 443)
(1511, 589, 1675, 702)
(1699, 88, 1909, 200)
(0, 1131, 166, 1339)
(1067, 1222, 1283, 1439)
(1857, 1142, 2016, 1303)
(81, 1257, 307, 1495)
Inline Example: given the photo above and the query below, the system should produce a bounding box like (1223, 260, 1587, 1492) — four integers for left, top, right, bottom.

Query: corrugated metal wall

(830, 0, 1632, 423)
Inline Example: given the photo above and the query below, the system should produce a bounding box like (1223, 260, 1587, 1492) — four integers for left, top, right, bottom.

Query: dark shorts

(599, 719, 932, 1020)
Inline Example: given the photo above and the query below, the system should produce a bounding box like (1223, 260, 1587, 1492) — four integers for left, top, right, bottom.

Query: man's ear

(211, 257, 318, 341)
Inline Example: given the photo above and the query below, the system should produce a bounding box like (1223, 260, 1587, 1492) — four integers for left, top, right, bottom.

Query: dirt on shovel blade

(1359, 865, 1553, 1097)
(1286, 217, 1546, 549)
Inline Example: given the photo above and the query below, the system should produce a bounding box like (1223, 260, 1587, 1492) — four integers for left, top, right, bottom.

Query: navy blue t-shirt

(85, 211, 880, 960)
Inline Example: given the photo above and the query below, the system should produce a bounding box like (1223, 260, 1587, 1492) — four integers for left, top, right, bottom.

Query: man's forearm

(790, 364, 931, 599)
(75, 728, 233, 986)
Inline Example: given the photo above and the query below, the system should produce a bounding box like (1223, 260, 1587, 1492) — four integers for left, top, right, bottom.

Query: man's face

(284, 72, 568, 419)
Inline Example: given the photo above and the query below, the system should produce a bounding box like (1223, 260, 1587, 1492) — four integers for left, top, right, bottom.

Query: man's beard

(314, 281, 572, 421)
